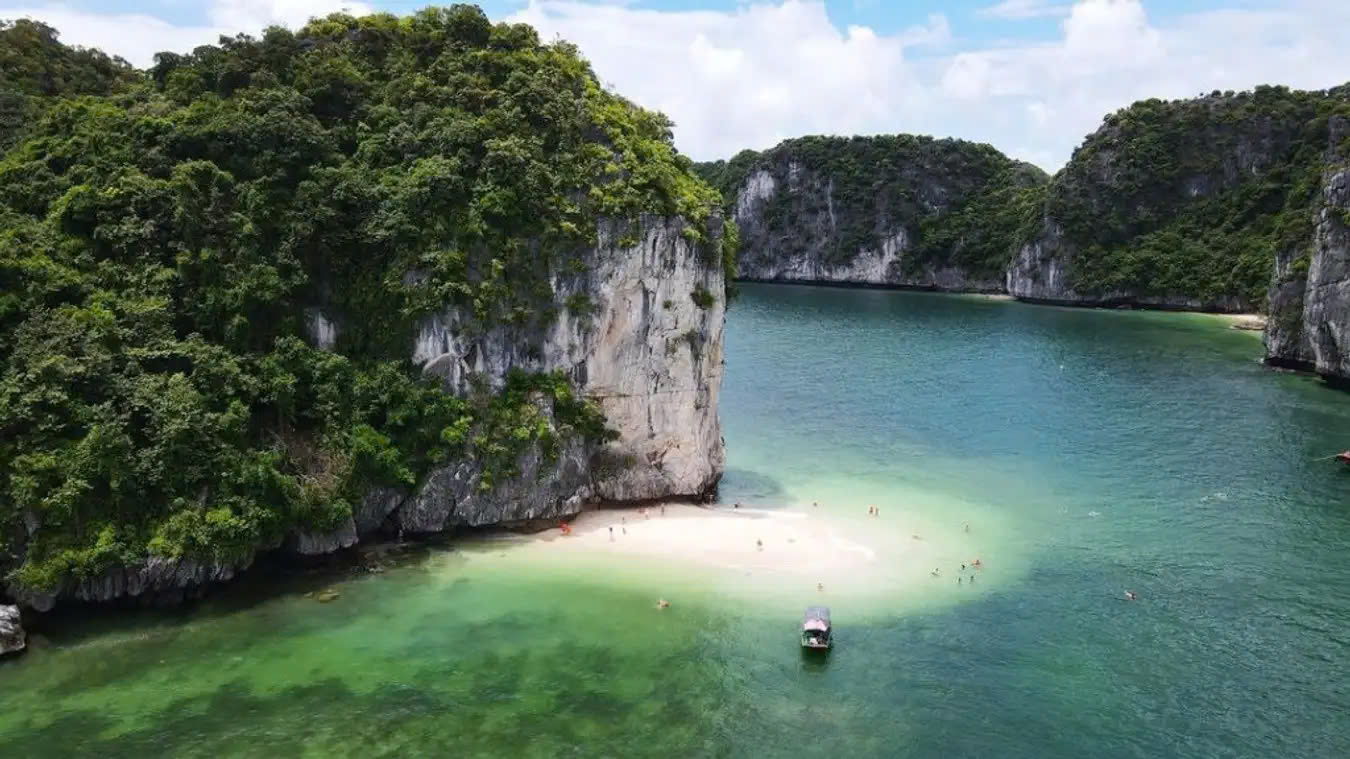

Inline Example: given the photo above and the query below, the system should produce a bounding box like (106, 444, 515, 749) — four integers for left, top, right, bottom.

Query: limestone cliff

(6, 215, 726, 611)
(0, 604, 24, 656)
(696, 136, 1044, 291)
(394, 215, 726, 533)
(1267, 115, 1350, 380)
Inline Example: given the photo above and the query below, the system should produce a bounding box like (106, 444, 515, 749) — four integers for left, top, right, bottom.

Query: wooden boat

(801, 606, 832, 650)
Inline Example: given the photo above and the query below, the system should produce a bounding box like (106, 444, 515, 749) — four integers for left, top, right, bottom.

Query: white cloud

(0, 1, 369, 66)
(977, 0, 1071, 20)
(3, 0, 1350, 171)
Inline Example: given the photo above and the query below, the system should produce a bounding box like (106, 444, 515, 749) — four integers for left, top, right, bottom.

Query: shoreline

(735, 278, 1265, 319)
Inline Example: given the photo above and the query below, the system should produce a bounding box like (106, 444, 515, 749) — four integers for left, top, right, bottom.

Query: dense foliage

(0, 20, 138, 150)
(0, 6, 715, 591)
(1044, 85, 1350, 304)
(696, 135, 1046, 278)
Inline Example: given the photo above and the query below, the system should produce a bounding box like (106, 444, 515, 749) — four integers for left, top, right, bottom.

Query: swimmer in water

(608, 526, 614, 541)
(657, 599, 670, 609)
(931, 568, 941, 577)
(971, 558, 983, 569)
(963, 521, 970, 533)
(958, 576, 962, 585)
(756, 539, 763, 551)
(812, 501, 818, 507)
(1124, 590, 1137, 601)
(817, 582, 824, 592)
(961, 563, 966, 571)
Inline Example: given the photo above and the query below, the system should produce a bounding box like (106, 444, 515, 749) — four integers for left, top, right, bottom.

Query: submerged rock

(0, 605, 25, 656)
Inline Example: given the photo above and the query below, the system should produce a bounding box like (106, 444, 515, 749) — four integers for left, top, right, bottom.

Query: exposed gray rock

(729, 158, 1005, 292)
(1007, 223, 1254, 311)
(407, 214, 725, 508)
(290, 518, 359, 556)
(354, 487, 406, 535)
(0, 605, 24, 656)
(305, 307, 339, 351)
(7, 552, 264, 611)
(1267, 117, 1350, 382)
(397, 396, 592, 533)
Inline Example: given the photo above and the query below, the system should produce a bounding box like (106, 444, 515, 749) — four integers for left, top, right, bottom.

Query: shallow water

(4, 283, 1350, 757)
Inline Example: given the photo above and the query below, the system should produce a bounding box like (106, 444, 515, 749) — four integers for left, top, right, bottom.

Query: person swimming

(608, 526, 614, 541)
(756, 539, 763, 551)
(971, 558, 983, 568)
(817, 582, 824, 592)
(1124, 590, 1137, 601)
(657, 599, 670, 609)
(931, 568, 941, 577)
(963, 521, 970, 533)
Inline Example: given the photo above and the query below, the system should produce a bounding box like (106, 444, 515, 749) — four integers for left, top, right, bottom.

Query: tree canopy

(1044, 84, 1350, 304)
(0, 6, 718, 592)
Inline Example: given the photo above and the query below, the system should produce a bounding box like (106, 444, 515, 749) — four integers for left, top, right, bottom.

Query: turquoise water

(3, 283, 1350, 757)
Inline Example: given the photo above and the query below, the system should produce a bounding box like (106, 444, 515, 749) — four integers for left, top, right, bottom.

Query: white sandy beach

(487, 502, 991, 606)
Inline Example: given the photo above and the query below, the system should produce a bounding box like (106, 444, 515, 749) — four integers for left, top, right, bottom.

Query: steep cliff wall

(696, 136, 1045, 291)
(395, 215, 725, 532)
(1267, 115, 1350, 380)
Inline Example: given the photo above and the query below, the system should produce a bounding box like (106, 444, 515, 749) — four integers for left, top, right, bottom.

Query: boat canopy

(803, 606, 831, 630)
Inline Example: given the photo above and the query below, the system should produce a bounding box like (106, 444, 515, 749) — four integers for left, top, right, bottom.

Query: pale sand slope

(487, 504, 988, 606)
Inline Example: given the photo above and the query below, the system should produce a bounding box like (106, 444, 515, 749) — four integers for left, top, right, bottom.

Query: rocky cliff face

(1267, 116, 1350, 380)
(698, 136, 1039, 292)
(0, 604, 24, 656)
(6, 215, 725, 611)
(396, 214, 725, 532)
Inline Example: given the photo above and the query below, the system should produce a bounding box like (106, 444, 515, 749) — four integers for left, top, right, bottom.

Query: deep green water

(4, 283, 1350, 758)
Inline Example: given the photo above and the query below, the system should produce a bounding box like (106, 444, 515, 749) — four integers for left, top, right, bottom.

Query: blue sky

(3, 1, 1347, 168)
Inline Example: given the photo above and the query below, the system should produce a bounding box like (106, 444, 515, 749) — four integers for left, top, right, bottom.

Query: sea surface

(3, 283, 1349, 758)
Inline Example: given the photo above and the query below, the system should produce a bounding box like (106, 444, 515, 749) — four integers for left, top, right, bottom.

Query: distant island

(696, 86, 1350, 383)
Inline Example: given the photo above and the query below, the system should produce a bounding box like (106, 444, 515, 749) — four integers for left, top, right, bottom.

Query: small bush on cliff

(0, 6, 717, 591)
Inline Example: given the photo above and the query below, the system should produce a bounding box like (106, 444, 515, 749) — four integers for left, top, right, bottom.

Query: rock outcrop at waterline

(1266, 119, 1350, 380)
(0, 605, 24, 656)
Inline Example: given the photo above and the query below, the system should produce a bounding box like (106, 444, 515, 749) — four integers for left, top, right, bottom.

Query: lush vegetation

(1044, 84, 1350, 305)
(695, 135, 1046, 278)
(0, 6, 717, 591)
(0, 20, 138, 150)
